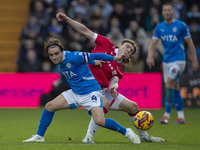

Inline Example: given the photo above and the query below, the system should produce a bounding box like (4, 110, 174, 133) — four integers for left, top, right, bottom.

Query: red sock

(103, 107, 108, 114)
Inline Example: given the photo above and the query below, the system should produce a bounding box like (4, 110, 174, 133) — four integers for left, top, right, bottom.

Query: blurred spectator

(107, 16, 124, 34)
(18, 49, 41, 72)
(109, 2, 128, 29)
(44, 0, 62, 18)
(90, 0, 113, 20)
(106, 27, 124, 46)
(47, 18, 66, 48)
(30, 0, 51, 26)
(171, 0, 187, 22)
(187, 3, 200, 23)
(67, 31, 84, 51)
(189, 21, 200, 47)
(67, 0, 90, 22)
(145, 6, 164, 35)
(124, 20, 147, 50)
(89, 17, 107, 36)
(41, 60, 53, 72)
(20, 15, 46, 44)
(150, 0, 163, 13)
(89, 5, 107, 31)
(17, 38, 41, 65)
(125, 0, 146, 28)
(48, 18, 63, 36)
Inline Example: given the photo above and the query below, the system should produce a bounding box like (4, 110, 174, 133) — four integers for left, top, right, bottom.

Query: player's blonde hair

(162, 2, 174, 9)
(120, 39, 140, 66)
(44, 37, 64, 56)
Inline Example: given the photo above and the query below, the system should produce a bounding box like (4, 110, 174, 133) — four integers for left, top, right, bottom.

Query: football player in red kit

(56, 12, 165, 143)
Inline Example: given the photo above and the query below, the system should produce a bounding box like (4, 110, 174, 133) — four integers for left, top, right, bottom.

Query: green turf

(0, 107, 199, 150)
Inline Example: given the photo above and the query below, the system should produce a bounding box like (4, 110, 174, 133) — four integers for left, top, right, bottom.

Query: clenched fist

(56, 12, 68, 22)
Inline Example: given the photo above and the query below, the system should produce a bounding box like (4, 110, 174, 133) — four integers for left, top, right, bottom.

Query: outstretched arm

(146, 38, 158, 69)
(77, 52, 130, 64)
(89, 52, 129, 62)
(56, 12, 94, 40)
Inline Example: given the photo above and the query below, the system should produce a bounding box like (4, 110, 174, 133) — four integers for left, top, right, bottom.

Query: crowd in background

(16, 0, 200, 75)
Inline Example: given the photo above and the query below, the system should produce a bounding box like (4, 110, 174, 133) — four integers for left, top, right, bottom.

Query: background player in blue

(23, 37, 140, 144)
(146, 3, 199, 124)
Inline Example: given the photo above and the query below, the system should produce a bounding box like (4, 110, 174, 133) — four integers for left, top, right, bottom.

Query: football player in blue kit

(146, 2, 199, 124)
(23, 37, 140, 143)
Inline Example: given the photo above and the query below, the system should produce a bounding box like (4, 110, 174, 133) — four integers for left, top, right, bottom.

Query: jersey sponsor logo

(161, 35, 178, 42)
(62, 71, 77, 78)
(66, 63, 71, 69)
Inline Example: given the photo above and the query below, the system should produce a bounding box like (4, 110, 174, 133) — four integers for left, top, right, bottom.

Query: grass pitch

(0, 107, 199, 150)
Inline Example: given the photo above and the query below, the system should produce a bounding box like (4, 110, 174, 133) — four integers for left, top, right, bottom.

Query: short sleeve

(152, 25, 160, 39)
(182, 22, 191, 39)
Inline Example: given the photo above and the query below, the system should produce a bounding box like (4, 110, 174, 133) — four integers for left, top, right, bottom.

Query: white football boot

(125, 128, 140, 144)
(81, 134, 95, 144)
(141, 135, 166, 143)
(22, 134, 44, 142)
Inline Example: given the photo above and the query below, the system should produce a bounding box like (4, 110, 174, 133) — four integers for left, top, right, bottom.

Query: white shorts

(102, 89, 125, 110)
(62, 89, 103, 113)
(163, 61, 186, 83)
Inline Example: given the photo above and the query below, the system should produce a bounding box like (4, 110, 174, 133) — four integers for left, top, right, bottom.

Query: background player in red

(56, 12, 165, 143)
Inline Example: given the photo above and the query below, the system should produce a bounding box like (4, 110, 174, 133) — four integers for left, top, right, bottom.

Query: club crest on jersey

(172, 27, 177, 32)
(66, 63, 71, 69)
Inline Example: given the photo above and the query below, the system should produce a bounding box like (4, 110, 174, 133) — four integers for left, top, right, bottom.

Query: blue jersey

(58, 51, 114, 95)
(153, 19, 191, 63)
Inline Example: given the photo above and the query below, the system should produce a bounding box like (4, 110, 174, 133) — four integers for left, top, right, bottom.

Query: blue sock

(174, 90, 183, 111)
(37, 108, 55, 136)
(165, 88, 175, 113)
(104, 118, 126, 135)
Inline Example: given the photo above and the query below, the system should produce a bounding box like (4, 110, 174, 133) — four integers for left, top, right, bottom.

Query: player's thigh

(45, 94, 70, 111)
(165, 61, 186, 89)
(101, 97, 110, 110)
(90, 106, 105, 126)
(118, 98, 138, 114)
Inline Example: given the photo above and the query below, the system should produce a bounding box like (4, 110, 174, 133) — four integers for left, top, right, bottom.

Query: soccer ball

(134, 111, 154, 130)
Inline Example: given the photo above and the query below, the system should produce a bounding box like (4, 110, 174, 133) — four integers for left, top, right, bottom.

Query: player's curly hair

(120, 39, 140, 66)
(44, 37, 64, 56)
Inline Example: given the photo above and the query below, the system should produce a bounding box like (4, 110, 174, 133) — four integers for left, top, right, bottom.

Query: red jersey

(88, 34, 123, 88)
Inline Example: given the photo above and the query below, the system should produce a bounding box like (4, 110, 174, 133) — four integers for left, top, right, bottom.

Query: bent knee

(94, 118, 105, 127)
(45, 101, 55, 112)
(120, 100, 139, 114)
